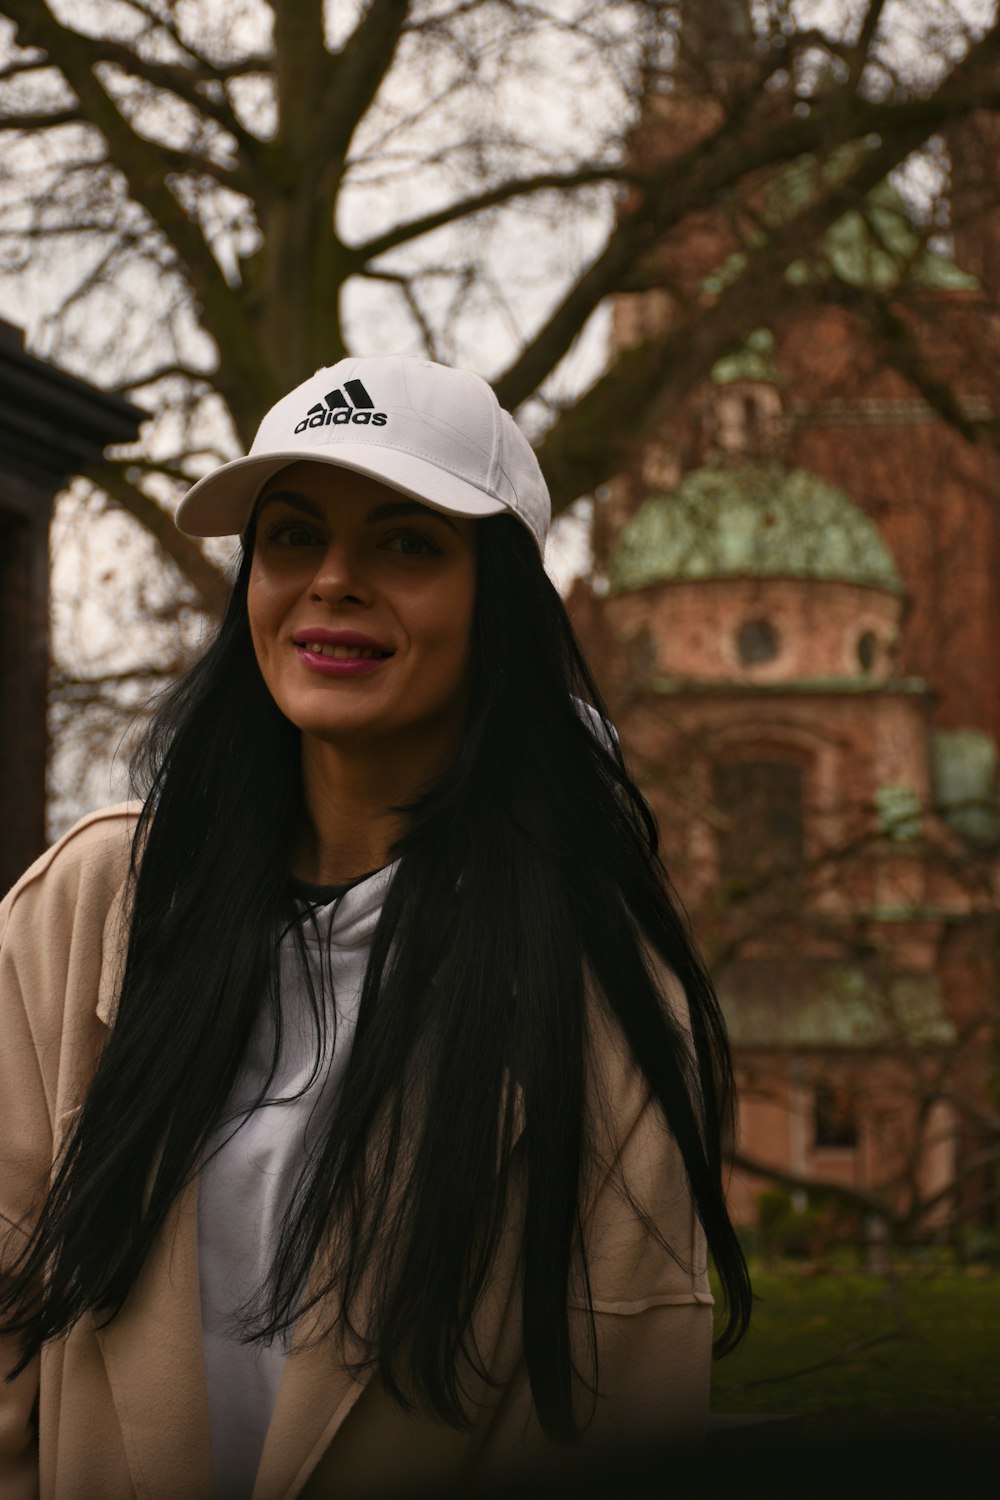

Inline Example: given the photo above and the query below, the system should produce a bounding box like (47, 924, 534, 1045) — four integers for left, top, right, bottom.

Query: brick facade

(569, 90, 1000, 1240)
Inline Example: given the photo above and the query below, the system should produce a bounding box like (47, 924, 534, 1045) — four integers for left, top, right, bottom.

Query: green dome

(609, 463, 903, 596)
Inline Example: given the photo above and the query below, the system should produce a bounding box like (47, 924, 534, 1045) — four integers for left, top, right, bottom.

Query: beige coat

(0, 807, 713, 1500)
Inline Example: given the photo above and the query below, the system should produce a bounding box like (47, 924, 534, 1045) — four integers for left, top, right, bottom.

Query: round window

(737, 618, 779, 665)
(857, 630, 877, 674)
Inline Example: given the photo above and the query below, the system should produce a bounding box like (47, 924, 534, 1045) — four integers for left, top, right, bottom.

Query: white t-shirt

(197, 863, 395, 1500)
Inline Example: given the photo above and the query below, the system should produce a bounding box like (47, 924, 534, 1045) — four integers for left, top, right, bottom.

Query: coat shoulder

(582, 952, 711, 1312)
(0, 803, 142, 935)
(584, 950, 694, 1131)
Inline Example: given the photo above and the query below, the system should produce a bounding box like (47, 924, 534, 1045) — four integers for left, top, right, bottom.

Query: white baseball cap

(175, 354, 550, 552)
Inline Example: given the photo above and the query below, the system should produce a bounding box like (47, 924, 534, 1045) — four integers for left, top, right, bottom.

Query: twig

(733, 1328, 907, 1391)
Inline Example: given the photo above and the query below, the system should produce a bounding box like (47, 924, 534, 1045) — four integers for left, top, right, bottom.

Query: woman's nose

(309, 540, 371, 605)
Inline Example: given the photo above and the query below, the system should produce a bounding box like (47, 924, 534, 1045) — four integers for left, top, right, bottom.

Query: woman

(0, 356, 751, 1500)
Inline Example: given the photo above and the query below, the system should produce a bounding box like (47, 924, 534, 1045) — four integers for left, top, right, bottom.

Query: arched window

(856, 629, 877, 674)
(814, 1084, 859, 1149)
(708, 383, 783, 458)
(712, 758, 805, 888)
(737, 617, 779, 666)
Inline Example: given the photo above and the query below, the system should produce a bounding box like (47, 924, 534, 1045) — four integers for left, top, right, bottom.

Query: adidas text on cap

(175, 355, 551, 552)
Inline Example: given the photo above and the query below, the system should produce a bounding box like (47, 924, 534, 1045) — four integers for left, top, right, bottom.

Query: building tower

(577, 6, 1000, 1239)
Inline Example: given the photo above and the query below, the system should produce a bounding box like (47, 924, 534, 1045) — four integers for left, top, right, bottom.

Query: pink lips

(293, 627, 394, 678)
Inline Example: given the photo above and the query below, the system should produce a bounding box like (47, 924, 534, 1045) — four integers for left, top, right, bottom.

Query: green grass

(709, 1268, 1000, 1439)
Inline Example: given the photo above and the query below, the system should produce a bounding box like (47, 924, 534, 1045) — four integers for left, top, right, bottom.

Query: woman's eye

(265, 521, 319, 547)
(383, 531, 442, 557)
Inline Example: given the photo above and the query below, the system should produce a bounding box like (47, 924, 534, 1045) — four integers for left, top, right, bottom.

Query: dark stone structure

(0, 320, 144, 895)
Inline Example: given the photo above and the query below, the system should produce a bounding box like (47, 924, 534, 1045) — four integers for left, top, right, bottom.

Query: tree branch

(847, 0, 891, 91)
(115, 361, 211, 393)
(360, 267, 441, 358)
(528, 63, 1000, 511)
(349, 163, 628, 265)
(0, 55, 47, 82)
(0, 7, 260, 184)
(735, 1329, 908, 1392)
(99, 0, 271, 80)
(86, 458, 229, 616)
(860, 295, 983, 441)
(731, 1152, 885, 1217)
(2, 1, 265, 394)
(896, 1145, 1000, 1232)
(0, 108, 80, 129)
(312, 0, 411, 177)
(83, 39, 260, 165)
(495, 21, 1000, 416)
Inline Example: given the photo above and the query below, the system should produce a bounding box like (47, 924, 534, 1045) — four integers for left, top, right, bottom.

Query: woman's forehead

(257, 462, 461, 528)
(258, 460, 400, 507)
(254, 461, 467, 533)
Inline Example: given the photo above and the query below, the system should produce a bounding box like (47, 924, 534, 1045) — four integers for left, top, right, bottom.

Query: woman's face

(247, 462, 477, 757)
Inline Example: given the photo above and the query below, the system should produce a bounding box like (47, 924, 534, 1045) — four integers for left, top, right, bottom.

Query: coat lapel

(90, 865, 361, 1500)
(252, 1060, 530, 1500)
(96, 873, 131, 1027)
(93, 1181, 215, 1500)
(92, 870, 214, 1497)
(249, 1304, 372, 1500)
(271, 1216, 533, 1500)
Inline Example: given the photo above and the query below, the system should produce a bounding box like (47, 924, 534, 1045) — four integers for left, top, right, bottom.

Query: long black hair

(1, 511, 750, 1436)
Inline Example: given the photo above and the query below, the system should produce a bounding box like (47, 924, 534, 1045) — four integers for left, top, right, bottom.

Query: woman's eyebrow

(257, 491, 323, 519)
(255, 492, 459, 533)
(366, 499, 459, 533)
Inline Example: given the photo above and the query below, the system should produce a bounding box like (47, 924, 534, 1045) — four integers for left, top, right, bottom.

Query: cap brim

(175, 445, 509, 538)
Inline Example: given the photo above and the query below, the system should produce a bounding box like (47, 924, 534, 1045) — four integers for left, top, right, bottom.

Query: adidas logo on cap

(294, 378, 388, 433)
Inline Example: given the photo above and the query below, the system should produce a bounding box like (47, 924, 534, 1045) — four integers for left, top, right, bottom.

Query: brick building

(569, 16, 1000, 1239)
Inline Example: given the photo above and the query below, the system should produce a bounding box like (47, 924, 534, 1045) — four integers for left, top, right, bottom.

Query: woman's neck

(293, 728, 459, 886)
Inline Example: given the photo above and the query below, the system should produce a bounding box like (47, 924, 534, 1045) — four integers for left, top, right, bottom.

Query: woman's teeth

(302, 643, 386, 659)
